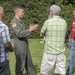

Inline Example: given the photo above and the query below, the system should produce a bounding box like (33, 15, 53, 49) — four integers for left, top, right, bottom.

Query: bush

(0, 0, 75, 38)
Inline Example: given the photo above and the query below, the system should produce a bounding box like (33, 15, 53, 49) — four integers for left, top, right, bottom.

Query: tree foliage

(0, 0, 75, 38)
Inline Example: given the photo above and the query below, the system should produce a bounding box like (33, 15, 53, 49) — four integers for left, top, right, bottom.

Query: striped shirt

(0, 20, 10, 63)
(41, 16, 67, 54)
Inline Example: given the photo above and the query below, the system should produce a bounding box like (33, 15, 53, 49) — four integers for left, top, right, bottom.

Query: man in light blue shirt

(0, 6, 13, 75)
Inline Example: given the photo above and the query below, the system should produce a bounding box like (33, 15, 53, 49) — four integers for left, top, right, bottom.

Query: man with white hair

(0, 6, 13, 75)
(40, 5, 67, 75)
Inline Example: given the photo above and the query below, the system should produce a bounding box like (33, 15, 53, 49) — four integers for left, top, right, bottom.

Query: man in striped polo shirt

(0, 6, 13, 75)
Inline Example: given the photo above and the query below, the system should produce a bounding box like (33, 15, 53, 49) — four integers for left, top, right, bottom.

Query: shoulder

(56, 16, 67, 25)
(61, 18, 67, 26)
(10, 18, 18, 28)
(0, 21, 6, 27)
(0, 23, 8, 33)
(44, 19, 53, 25)
(10, 18, 17, 24)
(61, 18, 66, 22)
(56, 16, 66, 23)
(0, 21, 8, 29)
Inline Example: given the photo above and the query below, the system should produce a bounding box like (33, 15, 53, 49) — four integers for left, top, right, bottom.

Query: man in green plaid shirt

(40, 5, 67, 75)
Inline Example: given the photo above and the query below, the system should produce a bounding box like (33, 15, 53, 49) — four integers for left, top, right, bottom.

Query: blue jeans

(66, 39, 75, 75)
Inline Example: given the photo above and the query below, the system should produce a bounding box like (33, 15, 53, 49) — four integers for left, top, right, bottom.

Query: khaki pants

(40, 52, 66, 75)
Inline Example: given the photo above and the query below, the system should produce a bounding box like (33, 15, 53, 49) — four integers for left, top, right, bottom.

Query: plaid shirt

(0, 21, 10, 63)
(41, 16, 67, 54)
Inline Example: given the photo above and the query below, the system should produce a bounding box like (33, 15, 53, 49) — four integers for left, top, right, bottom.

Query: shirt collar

(14, 17, 22, 22)
(53, 15, 60, 18)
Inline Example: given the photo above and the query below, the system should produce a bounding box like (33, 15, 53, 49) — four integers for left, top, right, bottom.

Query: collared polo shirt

(0, 21, 10, 63)
(41, 16, 67, 54)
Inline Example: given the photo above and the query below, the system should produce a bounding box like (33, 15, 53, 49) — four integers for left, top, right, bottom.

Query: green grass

(9, 39, 75, 75)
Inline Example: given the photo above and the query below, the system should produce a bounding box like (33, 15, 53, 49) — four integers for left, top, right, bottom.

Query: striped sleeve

(2, 26, 10, 44)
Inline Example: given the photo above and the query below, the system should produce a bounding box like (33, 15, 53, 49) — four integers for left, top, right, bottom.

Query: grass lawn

(9, 39, 75, 75)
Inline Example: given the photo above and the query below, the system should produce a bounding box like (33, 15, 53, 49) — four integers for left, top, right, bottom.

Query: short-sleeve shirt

(41, 16, 67, 54)
(0, 21, 10, 63)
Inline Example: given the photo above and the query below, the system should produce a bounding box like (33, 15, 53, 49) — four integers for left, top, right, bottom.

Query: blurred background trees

(0, 0, 75, 38)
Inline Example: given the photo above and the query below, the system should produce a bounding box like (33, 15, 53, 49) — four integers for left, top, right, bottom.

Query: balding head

(0, 6, 4, 15)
